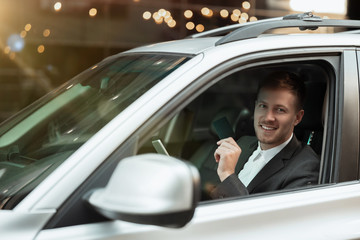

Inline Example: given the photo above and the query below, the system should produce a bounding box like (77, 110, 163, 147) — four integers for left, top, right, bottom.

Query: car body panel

(36, 182, 360, 240)
(0, 210, 54, 240)
(338, 50, 360, 181)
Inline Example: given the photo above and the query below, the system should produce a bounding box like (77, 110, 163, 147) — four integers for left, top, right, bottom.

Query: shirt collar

(257, 133, 293, 161)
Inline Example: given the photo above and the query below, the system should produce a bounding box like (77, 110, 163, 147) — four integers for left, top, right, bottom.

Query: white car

(2, 12, 360, 239)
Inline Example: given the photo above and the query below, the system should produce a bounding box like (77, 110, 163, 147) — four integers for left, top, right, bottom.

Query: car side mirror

(86, 153, 200, 228)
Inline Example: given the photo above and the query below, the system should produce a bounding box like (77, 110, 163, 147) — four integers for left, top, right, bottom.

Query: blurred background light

(241, 12, 249, 20)
(43, 29, 51, 37)
(54, 2, 62, 12)
(233, 9, 241, 17)
(201, 7, 211, 17)
(143, 11, 151, 20)
(7, 34, 25, 52)
(220, 9, 229, 18)
(184, 10, 193, 19)
(231, 14, 239, 22)
(24, 23, 32, 32)
(290, 0, 347, 14)
(89, 8, 97, 17)
(242, 1, 251, 10)
(4, 46, 11, 55)
(167, 19, 176, 28)
(20, 30, 27, 38)
(158, 9, 166, 17)
(196, 24, 204, 32)
(153, 12, 161, 21)
(186, 22, 195, 30)
(37, 45, 45, 53)
(249, 16, 258, 22)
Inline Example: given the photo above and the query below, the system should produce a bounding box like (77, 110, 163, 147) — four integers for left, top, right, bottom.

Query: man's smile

(260, 124, 277, 131)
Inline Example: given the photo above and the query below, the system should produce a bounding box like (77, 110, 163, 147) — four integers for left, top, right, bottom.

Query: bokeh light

(220, 9, 229, 18)
(143, 11, 151, 20)
(242, 1, 251, 10)
(54, 2, 62, 11)
(4, 46, 11, 55)
(196, 24, 205, 32)
(249, 16, 258, 22)
(20, 30, 27, 38)
(153, 12, 161, 21)
(164, 15, 173, 23)
(43, 29, 51, 37)
(233, 9, 241, 17)
(89, 8, 97, 17)
(290, 0, 346, 14)
(167, 19, 176, 28)
(241, 12, 249, 21)
(7, 34, 25, 52)
(201, 7, 211, 16)
(231, 14, 239, 22)
(37, 45, 45, 54)
(24, 23, 32, 32)
(184, 10, 193, 19)
(158, 9, 166, 17)
(9, 52, 16, 60)
(186, 22, 195, 30)
(148, 9, 176, 28)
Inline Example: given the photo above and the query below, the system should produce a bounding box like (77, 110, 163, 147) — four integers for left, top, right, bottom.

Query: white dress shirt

(238, 134, 293, 187)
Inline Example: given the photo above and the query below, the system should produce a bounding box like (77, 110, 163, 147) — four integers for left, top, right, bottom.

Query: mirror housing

(86, 154, 200, 228)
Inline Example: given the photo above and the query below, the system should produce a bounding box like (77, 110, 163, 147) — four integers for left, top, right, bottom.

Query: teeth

(262, 125, 275, 130)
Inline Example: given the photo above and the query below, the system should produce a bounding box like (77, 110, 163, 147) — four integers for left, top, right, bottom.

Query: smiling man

(211, 71, 320, 198)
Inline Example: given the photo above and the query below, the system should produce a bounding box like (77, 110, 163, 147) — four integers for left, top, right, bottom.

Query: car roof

(123, 12, 360, 56)
(124, 37, 219, 55)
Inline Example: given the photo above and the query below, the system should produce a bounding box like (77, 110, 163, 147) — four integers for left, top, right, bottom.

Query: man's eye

(277, 108, 285, 113)
(258, 104, 266, 108)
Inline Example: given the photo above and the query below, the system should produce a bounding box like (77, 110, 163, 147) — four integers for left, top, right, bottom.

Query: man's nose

(264, 109, 275, 121)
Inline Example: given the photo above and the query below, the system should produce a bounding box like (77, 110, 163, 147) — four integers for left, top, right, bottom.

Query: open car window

(138, 61, 330, 201)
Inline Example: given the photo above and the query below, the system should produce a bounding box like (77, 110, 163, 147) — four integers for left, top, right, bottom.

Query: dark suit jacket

(210, 135, 320, 199)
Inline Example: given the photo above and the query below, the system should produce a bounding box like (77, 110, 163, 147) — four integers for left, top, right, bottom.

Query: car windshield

(0, 53, 190, 209)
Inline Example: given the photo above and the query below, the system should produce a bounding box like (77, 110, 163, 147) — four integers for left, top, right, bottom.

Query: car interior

(138, 60, 329, 201)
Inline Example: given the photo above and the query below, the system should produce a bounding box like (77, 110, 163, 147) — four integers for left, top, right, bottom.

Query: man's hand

(214, 137, 241, 182)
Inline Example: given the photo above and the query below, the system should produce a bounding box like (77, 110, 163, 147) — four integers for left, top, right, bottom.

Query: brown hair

(257, 71, 306, 111)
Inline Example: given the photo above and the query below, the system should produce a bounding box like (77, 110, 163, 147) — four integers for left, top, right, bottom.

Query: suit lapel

(246, 136, 301, 193)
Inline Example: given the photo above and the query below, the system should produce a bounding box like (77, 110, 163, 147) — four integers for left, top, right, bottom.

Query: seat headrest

(297, 81, 326, 130)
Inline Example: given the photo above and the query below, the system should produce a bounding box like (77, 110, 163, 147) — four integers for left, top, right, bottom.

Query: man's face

(254, 87, 304, 150)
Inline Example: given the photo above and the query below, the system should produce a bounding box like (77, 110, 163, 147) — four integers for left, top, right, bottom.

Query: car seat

(295, 80, 327, 156)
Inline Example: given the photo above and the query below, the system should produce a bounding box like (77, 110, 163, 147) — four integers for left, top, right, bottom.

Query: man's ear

(294, 109, 304, 126)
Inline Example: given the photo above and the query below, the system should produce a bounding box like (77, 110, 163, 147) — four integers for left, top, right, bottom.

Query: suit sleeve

(210, 173, 249, 199)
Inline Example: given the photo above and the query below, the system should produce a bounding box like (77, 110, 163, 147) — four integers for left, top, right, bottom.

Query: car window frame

(336, 49, 360, 182)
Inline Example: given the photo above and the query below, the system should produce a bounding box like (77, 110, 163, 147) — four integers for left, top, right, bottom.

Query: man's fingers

(217, 138, 240, 151)
(217, 137, 234, 145)
(214, 151, 220, 162)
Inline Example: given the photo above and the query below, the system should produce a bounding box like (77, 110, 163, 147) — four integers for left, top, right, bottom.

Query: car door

(36, 47, 360, 240)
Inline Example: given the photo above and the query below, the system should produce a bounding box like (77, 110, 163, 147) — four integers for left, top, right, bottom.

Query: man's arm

(210, 173, 249, 198)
